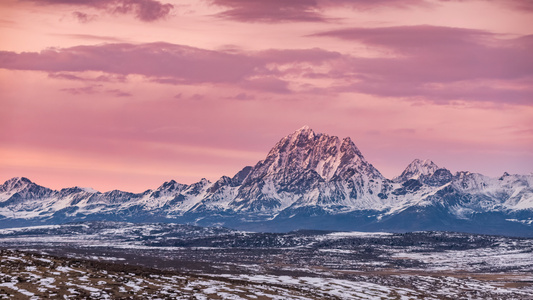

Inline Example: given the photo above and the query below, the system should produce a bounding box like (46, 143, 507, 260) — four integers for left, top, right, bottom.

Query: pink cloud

(325, 0, 533, 13)
(22, 0, 173, 22)
(72, 11, 96, 23)
(210, 0, 434, 23)
(232, 93, 255, 100)
(59, 85, 132, 97)
(0, 43, 256, 83)
(485, 0, 533, 12)
(319, 0, 432, 10)
(1, 28, 531, 104)
(257, 48, 341, 64)
(512, 1, 533, 11)
(60, 85, 100, 95)
(0, 43, 338, 94)
(210, 0, 533, 23)
(313, 25, 533, 104)
(210, 0, 326, 23)
(106, 89, 132, 97)
(48, 72, 127, 82)
(53, 34, 125, 43)
(242, 77, 291, 94)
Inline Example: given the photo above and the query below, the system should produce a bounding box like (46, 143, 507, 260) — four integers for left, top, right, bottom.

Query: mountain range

(1, 126, 532, 236)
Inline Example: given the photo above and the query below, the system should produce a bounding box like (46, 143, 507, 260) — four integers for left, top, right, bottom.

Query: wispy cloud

(489, 0, 533, 12)
(60, 85, 100, 95)
(60, 85, 131, 97)
(210, 0, 325, 23)
(49, 72, 127, 82)
(22, 0, 174, 22)
(209, 0, 434, 23)
(72, 11, 97, 23)
(51, 34, 125, 42)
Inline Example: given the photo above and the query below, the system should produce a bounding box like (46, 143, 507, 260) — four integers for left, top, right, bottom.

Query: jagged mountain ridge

(224, 125, 389, 212)
(1, 127, 532, 236)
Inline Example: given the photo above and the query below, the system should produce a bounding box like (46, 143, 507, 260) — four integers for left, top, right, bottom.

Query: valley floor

(0, 222, 532, 299)
(1, 249, 532, 299)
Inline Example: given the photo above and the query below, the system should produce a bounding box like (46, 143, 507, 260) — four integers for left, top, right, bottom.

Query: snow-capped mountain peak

(79, 187, 99, 194)
(259, 127, 375, 180)
(396, 159, 439, 181)
(156, 179, 186, 193)
(226, 127, 388, 213)
(0, 177, 33, 192)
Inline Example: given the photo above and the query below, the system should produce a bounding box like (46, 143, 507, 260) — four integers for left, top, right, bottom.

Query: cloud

(60, 85, 131, 97)
(49, 72, 86, 81)
(510, 0, 533, 12)
(53, 34, 124, 43)
(107, 89, 132, 97)
(232, 93, 255, 100)
(0, 43, 254, 83)
(257, 48, 342, 64)
(1, 29, 531, 104)
(242, 77, 291, 94)
(72, 11, 96, 23)
(22, 0, 173, 22)
(115, 0, 174, 22)
(209, 0, 433, 23)
(48, 72, 127, 82)
(210, 0, 325, 23)
(319, 0, 432, 10)
(190, 94, 204, 100)
(0, 43, 338, 94)
(210, 0, 533, 23)
(313, 25, 533, 104)
(479, 0, 533, 12)
(60, 85, 100, 95)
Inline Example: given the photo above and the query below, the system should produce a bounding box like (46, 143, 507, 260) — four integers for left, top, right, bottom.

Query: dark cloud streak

(22, 0, 173, 22)
(51, 34, 124, 42)
(210, 0, 438, 23)
(72, 11, 96, 23)
(210, 0, 326, 23)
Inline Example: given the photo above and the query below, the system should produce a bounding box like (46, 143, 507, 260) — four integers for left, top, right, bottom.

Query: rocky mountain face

(1, 127, 532, 236)
(219, 126, 388, 213)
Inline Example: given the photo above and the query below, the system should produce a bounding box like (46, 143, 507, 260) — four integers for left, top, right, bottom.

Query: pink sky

(1, 0, 532, 192)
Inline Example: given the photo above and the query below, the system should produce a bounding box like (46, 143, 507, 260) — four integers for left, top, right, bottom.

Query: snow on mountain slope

(0, 177, 54, 203)
(389, 160, 533, 216)
(135, 178, 213, 213)
(395, 159, 439, 182)
(452, 171, 533, 211)
(0, 127, 532, 235)
(0, 177, 57, 219)
(0, 177, 212, 220)
(226, 126, 390, 213)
